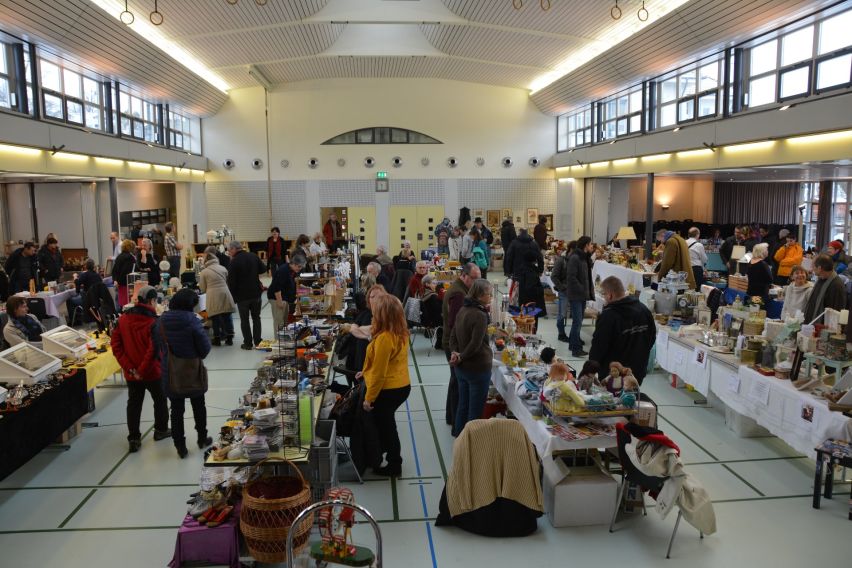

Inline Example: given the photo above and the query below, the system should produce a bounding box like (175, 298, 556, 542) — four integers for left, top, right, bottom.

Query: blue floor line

(404, 399, 439, 568)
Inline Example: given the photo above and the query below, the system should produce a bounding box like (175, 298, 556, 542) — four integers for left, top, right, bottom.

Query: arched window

(322, 127, 441, 145)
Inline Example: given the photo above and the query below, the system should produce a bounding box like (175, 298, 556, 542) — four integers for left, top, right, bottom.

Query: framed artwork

(473, 208, 485, 220)
(486, 210, 501, 227)
(516, 216, 523, 224)
(542, 214, 554, 232)
(526, 208, 539, 225)
(501, 208, 512, 221)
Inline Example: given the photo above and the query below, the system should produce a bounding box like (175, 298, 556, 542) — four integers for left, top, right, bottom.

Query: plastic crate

(310, 419, 338, 488)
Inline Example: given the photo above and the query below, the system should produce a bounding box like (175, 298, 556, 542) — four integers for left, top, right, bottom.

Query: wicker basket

(512, 315, 536, 335)
(239, 458, 313, 564)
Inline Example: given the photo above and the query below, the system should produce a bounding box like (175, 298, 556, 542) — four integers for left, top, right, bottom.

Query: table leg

(825, 457, 835, 500)
(813, 452, 824, 509)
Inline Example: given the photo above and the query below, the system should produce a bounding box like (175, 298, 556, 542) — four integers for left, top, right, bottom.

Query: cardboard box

(542, 456, 617, 527)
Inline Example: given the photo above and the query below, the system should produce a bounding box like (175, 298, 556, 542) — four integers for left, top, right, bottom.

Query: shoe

(225, 337, 233, 346)
(128, 439, 141, 453)
(240, 344, 253, 350)
(571, 350, 589, 357)
(211, 338, 221, 347)
(176, 444, 188, 459)
(206, 505, 234, 528)
(197, 504, 223, 524)
(557, 334, 569, 343)
(373, 465, 402, 477)
(153, 429, 172, 441)
(197, 436, 213, 449)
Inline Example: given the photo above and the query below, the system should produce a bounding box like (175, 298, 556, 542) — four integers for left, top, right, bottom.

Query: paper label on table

(693, 347, 708, 369)
(748, 378, 771, 406)
(727, 373, 741, 394)
(799, 402, 815, 432)
(676, 351, 686, 365)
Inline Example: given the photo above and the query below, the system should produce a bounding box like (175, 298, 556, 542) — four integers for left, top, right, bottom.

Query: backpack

(472, 247, 488, 270)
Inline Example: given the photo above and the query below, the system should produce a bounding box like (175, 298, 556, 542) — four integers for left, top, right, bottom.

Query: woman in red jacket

(111, 286, 170, 452)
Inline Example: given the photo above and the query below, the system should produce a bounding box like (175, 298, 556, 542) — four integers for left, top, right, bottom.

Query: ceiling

(612, 160, 852, 183)
(0, 0, 845, 118)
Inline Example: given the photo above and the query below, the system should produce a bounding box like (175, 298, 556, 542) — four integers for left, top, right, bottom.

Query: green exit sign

(376, 171, 387, 179)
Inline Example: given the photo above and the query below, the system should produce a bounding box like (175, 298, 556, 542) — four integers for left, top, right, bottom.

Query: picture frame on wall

(486, 210, 501, 227)
(542, 214, 554, 232)
(526, 208, 539, 225)
(473, 209, 485, 220)
(501, 208, 512, 221)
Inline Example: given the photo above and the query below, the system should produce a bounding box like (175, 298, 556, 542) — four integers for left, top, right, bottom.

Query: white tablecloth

(15, 289, 76, 322)
(655, 326, 852, 457)
(491, 363, 617, 457)
(592, 260, 650, 292)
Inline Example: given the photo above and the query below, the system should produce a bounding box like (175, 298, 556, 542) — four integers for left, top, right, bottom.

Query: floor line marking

(656, 414, 719, 461)
(409, 348, 448, 480)
(58, 488, 97, 528)
(722, 464, 766, 496)
(97, 424, 154, 485)
(404, 398, 439, 568)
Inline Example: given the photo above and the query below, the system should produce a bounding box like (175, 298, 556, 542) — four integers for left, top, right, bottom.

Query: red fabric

(830, 240, 843, 251)
(323, 220, 341, 246)
(110, 304, 161, 381)
(616, 422, 680, 455)
(266, 237, 283, 260)
(408, 273, 424, 298)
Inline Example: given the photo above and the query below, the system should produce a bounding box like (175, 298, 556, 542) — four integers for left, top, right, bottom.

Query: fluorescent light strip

(0, 143, 42, 156)
(529, 0, 690, 93)
(154, 165, 173, 172)
(53, 152, 90, 161)
(589, 161, 610, 168)
(641, 153, 671, 161)
(127, 161, 152, 169)
(786, 130, 852, 144)
(613, 157, 637, 166)
(90, 0, 229, 93)
(677, 148, 714, 158)
(95, 157, 124, 166)
(723, 140, 776, 153)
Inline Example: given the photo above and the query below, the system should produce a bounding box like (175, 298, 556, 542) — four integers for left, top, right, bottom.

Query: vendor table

(0, 370, 88, 480)
(73, 346, 122, 391)
(655, 326, 852, 458)
(491, 362, 617, 458)
(15, 289, 76, 323)
(169, 504, 242, 568)
(592, 260, 652, 293)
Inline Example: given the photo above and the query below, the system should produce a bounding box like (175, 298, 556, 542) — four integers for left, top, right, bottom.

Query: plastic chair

(609, 423, 703, 559)
(25, 297, 49, 320)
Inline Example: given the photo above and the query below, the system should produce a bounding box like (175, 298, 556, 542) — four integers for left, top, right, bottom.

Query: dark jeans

(268, 258, 283, 275)
(167, 255, 182, 278)
(372, 385, 411, 467)
(237, 297, 262, 346)
(445, 348, 458, 426)
(126, 380, 168, 441)
(210, 313, 234, 340)
(453, 366, 491, 436)
(169, 395, 207, 447)
(568, 300, 585, 353)
(692, 266, 704, 290)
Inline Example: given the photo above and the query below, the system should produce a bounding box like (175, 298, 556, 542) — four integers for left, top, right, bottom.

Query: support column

(108, 177, 119, 232)
(645, 173, 655, 259)
(28, 182, 38, 242)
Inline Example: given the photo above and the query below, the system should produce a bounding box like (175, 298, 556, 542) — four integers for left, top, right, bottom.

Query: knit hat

(829, 240, 843, 251)
(778, 229, 790, 239)
(663, 230, 675, 242)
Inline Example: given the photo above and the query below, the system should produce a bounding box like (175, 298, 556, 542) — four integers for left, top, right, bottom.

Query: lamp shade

(731, 245, 746, 260)
(616, 226, 637, 240)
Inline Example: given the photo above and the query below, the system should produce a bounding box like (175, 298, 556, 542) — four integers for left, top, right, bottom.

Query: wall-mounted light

(660, 204, 671, 210)
(673, 127, 680, 132)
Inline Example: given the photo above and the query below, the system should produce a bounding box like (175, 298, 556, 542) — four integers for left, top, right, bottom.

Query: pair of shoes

(176, 444, 188, 459)
(153, 429, 172, 441)
(206, 505, 234, 528)
(571, 349, 589, 357)
(211, 338, 221, 347)
(373, 465, 402, 477)
(557, 334, 569, 343)
(240, 344, 253, 350)
(225, 337, 233, 346)
(128, 439, 142, 453)
(197, 436, 213, 449)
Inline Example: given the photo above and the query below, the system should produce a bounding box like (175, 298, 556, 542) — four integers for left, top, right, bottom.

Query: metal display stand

(287, 500, 382, 568)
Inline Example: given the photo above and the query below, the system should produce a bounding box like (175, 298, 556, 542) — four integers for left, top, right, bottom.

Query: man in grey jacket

(565, 236, 595, 357)
(550, 246, 571, 343)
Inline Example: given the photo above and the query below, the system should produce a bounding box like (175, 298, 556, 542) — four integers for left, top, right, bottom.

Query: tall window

(801, 182, 819, 251)
(657, 58, 721, 128)
(169, 110, 192, 150)
(39, 58, 106, 131)
(800, 181, 852, 251)
(557, 107, 592, 150)
(0, 43, 10, 109)
(118, 90, 159, 143)
(598, 87, 642, 142)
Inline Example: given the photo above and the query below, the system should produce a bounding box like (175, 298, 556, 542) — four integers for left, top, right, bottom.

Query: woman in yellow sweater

(356, 293, 411, 477)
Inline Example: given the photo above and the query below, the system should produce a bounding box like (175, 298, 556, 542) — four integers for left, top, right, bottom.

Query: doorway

(388, 205, 445, 257)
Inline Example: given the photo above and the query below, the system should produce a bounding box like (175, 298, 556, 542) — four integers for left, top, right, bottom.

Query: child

(576, 360, 603, 393)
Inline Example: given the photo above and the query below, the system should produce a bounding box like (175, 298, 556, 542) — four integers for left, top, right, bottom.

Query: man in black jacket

(38, 237, 64, 283)
(504, 229, 542, 279)
(226, 241, 266, 350)
(268, 258, 303, 334)
(472, 217, 493, 245)
(5, 242, 39, 293)
(719, 227, 743, 274)
(564, 236, 595, 356)
(589, 276, 656, 384)
(500, 219, 516, 275)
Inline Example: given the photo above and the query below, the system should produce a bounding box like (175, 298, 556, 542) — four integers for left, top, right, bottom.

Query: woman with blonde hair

(199, 247, 236, 346)
(309, 232, 328, 257)
(356, 293, 411, 477)
(746, 242, 773, 305)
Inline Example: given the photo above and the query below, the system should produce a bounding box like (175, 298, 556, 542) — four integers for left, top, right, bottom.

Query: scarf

(462, 296, 491, 324)
(13, 315, 42, 341)
(805, 271, 837, 323)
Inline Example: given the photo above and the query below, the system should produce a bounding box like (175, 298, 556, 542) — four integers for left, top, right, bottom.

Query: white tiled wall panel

(388, 179, 446, 205)
(458, 178, 557, 225)
(319, 180, 376, 206)
(206, 180, 307, 240)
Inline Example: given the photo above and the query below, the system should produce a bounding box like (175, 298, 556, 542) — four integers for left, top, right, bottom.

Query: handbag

(159, 322, 208, 396)
(404, 296, 422, 324)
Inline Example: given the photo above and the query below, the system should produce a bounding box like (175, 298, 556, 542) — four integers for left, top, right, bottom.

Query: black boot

(197, 436, 213, 449)
(175, 442, 188, 459)
(225, 336, 233, 346)
(211, 337, 221, 347)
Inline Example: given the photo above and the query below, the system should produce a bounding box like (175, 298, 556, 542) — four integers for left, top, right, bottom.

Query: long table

(491, 362, 617, 457)
(592, 260, 652, 293)
(655, 326, 852, 458)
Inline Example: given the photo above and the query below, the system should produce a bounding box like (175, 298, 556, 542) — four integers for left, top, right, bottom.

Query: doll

(621, 367, 640, 392)
(576, 360, 604, 393)
(541, 362, 585, 413)
(604, 362, 625, 395)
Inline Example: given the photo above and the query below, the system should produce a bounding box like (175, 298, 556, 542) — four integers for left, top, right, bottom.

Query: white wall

(7, 183, 33, 242)
(201, 79, 558, 243)
(33, 183, 85, 247)
(116, 182, 176, 214)
(628, 176, 714, 222)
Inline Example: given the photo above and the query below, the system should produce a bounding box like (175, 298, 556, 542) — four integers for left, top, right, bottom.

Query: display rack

(40, 326, 90, 359)
(0, 343, 62, 385)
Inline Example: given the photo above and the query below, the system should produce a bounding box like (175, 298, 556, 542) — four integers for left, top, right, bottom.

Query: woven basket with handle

(239, 458, 313, 564)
